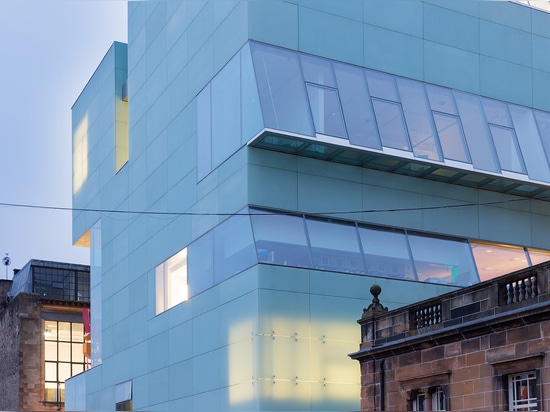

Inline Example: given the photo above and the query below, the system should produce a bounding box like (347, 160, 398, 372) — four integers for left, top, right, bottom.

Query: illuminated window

(509, 372, 538, 411)
(155, 248, 188, 314)
(44, 320, 85, 403)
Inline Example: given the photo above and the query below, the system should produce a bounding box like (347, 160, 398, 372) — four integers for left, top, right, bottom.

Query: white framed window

(509, 372, 538, 411)
(413, 387, 446, 411)
(155, 248, 188, 314)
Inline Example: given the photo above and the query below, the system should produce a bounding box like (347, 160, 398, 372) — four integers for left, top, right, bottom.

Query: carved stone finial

(361, 284, 388, 320)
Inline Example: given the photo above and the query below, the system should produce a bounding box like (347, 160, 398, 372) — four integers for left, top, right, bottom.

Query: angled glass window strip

(187, 231, 214, 297)
(408, 234, 479, 285)
(397, 78, 442, 161)
(250, 211, 312, 268)
(241, 44, 264, 145)
(489, 125, 526, 174)
(426, 84, 458, 115)
(333, 62, 381, 149)
(481, 97, 512, 127)
(534, 110, 550, 163)
(300, 53, 336, 87)
(305, 218, 365, 274)
(213, 213, 256, 283)
(433, 112, 471, 163)
(509, 104, 550, 182)
(358, 226, 416, 281)
(197, 85, 212, 181)
(454, 91, 500, 173)
(372, 99, 411, 151)
(211, 53, 241, 168)
(470, 242, 529, 282)
(306, 84, 347, 138)
(250, 42, 313, 136)
(365, 69, 399, 101)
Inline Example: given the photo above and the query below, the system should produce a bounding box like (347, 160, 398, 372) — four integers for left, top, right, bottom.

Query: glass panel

(454, 91, 500, 173)
(211, 54, 241, 168)
(300, 54, 336, 87)
(45, 362, 57, 381)
(470, 242, 529, 281)
(58, 322, 71, 342)
(45, 341, 57, 361)
(58, 342, 71, 362)
(528, 248, 550, 265)
(58, 362, 72, 382)
(397, 78, 441, 161)
(426, 84, 457, 115)
(197, 85, 212, 180)
(334, 62, 381, 149)
(188, 232, 214, 297)
(509, 104, 550, 182)
(433, 112, 470, 162)
(305, 219, 365, 274)
(44, 382, 59, 402)
(358, 226, 415, 280)
(44, 320, 58, 341)
(72, 363, 85, 376)
(155, 264, 165, 315)
(72, 343, 84, 363)
(306, 84, 347, 138)
(251, 211, 311, 268)
(481, 97, 512, 127)
(241, 44, 264, 144)
(489, 125, 526, 173)
(365, 70, 399, 101)
(534, 110, 550, 164)
(510, 372, 538, 411)
(72, 323, 84, 342)
(214, 213, 257, 283)
(372, 99, 411, 151)
(251, 43, 314, 136)
(408, 234, 479, 285)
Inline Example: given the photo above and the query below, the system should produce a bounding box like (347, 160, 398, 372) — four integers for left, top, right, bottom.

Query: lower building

(350, 262, 550, 411)
(0, 260, 90, 411)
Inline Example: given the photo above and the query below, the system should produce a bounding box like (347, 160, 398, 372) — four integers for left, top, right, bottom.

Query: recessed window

(509, 372, 538, 411)
(413, 387, 446, 411)
(306, 84, 347, 138)
(372, 98, 411, 151)
(155, 248, 188, 315)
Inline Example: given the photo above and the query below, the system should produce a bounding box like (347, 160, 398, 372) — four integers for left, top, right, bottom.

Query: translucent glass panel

(527, 248, 550, 265)
(433, 113, 470, 163)
(470, 242, 529, 281)
(251, 43, 313, 136)
(251, 211, 311, 268)
(213, 214, 256, 283)
(334, 63, 380, 149)
(372, 99, 411, 151)
(454, 92, 500, 173)
(489, 125, 526, 173)
(408, 234, 479, 285)
(305, 218, 365, 274)
(155, 248, 188, 314)
(397, 78, 441, 161)
(306, 84, 347, 138)
(358, 226, 415, 281)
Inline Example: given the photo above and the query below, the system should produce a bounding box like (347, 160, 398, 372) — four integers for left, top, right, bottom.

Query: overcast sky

(0, 0, 127, 275)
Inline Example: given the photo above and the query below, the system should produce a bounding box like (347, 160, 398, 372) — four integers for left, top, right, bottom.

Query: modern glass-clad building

(68, 1, 550, 411)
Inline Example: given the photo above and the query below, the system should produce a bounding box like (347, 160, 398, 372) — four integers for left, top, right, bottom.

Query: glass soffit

(244, 42, 550, 200)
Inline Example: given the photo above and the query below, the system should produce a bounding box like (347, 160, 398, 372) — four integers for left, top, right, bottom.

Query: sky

(0, 0, 127, 276)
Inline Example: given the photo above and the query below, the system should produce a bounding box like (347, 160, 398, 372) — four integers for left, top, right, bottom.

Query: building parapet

(352, 262, 550, 357)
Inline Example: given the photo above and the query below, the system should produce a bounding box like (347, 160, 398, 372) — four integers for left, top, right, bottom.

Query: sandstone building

(0, 260, 90, 411)
(350, 262, 550, 411)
